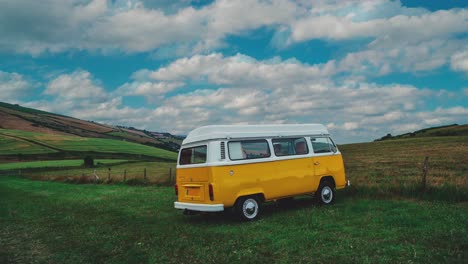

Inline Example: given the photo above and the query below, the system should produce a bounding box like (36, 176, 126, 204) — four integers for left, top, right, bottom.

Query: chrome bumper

(174, 202, 224, 212)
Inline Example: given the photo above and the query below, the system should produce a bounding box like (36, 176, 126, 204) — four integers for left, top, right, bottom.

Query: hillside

(0, 128, 177, 162)
(0, 102, 182, 151)
(375, 124, 468, 141)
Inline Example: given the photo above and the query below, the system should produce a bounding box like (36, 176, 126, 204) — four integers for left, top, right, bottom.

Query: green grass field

(339, 136, 468, 201)
(0, 136, 57, 155)
(0, 159, 130, 170)
(0, 129, 177, 160)
(0, 176, 466, 263)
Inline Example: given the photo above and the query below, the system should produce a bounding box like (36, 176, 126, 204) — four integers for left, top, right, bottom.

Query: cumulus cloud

(150, 53, 335, 86)
(74, 52, 462, 142)
(290, 8, 468, 43)
(338, 39, 466, 75)
(45, 70, 107, 100)
(0, 0, 298, 55)
(0, 71, 35, 101)
(34, 70, 152, 126)
(451, 50, 468, 73)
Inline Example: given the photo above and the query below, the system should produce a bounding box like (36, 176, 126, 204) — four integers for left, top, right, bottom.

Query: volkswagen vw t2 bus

(174, 124, 349, 221)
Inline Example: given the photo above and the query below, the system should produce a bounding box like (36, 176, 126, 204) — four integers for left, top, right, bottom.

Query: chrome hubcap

(321, 186, 333, 203)
(243, 199, 258, 219)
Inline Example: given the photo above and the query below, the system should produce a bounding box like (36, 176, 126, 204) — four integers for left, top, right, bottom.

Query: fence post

(108, 168, 111, 182)
(123, 169, 127, 181)
(93, 169, 99, 181)
(144, 168, 147, 181)
(421, 156, 429, 192)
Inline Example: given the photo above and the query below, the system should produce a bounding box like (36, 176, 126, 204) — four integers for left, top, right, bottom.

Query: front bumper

(174, 202, 224, 212)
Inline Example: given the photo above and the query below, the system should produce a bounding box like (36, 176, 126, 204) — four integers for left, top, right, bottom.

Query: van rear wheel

(235, 196, 261, 221)
(315, 181, 335, 205)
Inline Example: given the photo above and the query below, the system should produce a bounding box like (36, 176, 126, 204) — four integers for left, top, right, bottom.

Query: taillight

(209, 183, 214, 201)
(174, 184, 178, 196)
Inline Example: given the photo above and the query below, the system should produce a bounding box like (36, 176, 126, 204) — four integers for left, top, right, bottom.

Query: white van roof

(182, 124, 329, 145)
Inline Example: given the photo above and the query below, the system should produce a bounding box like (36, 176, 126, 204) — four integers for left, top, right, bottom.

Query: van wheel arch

(319, 176, 336, 188)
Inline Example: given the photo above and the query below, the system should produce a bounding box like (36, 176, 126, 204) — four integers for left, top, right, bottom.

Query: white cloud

(451, 50, 468, 73)
(0, 71, 35, 101)
(101, 53, 465, 142)
(45, 70, 107, 100)
(150, 53, 335, 86)
(290, 9, 468, 43)
(338, 38, 465, 75)
(36, 70, 152, 126)
(117, 81, 185, 97)
(0, 0, 465, 81)
(0, 0, 299, 55)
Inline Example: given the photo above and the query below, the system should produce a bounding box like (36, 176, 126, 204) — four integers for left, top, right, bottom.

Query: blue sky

(0, 0, 467, 143)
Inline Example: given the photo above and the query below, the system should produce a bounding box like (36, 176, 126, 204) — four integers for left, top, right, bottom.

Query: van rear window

(179, 145, 207, 165)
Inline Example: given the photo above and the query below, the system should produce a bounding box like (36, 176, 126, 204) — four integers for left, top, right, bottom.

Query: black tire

(315, 180, 335, 205)
(235, 196, 261, 221)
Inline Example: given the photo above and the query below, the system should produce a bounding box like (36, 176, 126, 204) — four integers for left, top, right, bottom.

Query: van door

(310, 137, 345, 190)
(272, 137, 314, 196)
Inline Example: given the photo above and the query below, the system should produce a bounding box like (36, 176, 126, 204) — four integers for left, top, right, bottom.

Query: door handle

(314, 162, 320, 165)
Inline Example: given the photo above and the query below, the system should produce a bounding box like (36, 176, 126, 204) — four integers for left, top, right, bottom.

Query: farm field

(0, 176, 466, 263)
(0, 135, 57, 155)
(339, 135, 468, 201)
(0, 129, 178, 160)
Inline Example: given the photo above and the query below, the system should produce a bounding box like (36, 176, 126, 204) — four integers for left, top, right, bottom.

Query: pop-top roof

(182, 124, 329, 145)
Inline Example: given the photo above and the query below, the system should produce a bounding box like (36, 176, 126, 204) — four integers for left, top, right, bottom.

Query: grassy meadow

(0, 129, 177, 160)
(0, 135, 57, 155)
(1, 176, 466, 263)
(340, 136, 468, 201)
(25, 161, 176, 184)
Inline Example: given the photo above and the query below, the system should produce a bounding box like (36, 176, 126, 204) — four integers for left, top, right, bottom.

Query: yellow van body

(174, 124, 349, 218)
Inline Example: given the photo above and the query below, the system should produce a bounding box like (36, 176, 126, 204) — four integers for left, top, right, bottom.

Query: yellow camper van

(174, 124, 349, 220)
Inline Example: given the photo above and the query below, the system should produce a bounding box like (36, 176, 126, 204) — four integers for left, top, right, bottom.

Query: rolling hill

(375, 124, 468, 141)
(0, 101, 182, 151)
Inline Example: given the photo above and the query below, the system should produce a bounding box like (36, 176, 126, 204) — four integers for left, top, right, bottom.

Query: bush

(83, 156, 94, 167)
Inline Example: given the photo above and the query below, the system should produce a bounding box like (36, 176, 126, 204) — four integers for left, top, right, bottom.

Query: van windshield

(179, 145, 207, 165)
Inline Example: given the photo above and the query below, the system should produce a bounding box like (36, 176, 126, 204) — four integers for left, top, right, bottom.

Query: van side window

(272, 137, 309, 156)
(179, 145, 207, 165)
(310, 137, 335, 154)
(228, 140, 270, 160)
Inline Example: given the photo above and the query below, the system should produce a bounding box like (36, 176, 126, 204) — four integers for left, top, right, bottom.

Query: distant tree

(83, 156, 94, 167)
(382, 133, 392, 140)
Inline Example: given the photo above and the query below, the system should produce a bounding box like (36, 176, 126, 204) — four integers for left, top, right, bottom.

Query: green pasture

(0, 176, 466, 263)
(0, 129, 177, 160)
(339, 135, 468, 201)
(0, 135, 57, 155)
(25, 161, 175, 184)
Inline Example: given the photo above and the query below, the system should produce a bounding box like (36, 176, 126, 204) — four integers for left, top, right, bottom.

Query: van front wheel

(315, 181, 335, 205)
(235, 196, 261, 221)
